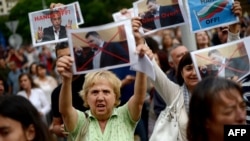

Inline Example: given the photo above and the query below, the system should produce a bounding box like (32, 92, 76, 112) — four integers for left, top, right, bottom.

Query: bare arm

(57, 56, 78, 132)
(128, 71, 147, 121)
(229, 1, 242, 34)
(128, 43, 154, 121)
(227, 0, 241, 41)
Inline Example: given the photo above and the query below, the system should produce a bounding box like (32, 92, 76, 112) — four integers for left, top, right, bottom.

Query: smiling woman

(149, 52, 199, 141)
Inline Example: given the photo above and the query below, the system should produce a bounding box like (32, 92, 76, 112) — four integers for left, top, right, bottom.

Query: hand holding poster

(186, 0, 239, 33)
(191, 37, 250, 81)
(67, 20, 137, 75)
(112, 8, 135, 22)
(29, 4, 79, 46)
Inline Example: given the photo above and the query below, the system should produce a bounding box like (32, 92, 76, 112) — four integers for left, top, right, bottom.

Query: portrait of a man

(199, 48, 249, 80)
(85, 31, 129, 69)
(139, 0, 184, 31)
(37, 10, 72, 42)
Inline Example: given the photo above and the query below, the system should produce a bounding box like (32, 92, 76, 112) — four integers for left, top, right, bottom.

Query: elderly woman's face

(206, 89, 246, 140)
(86, 80, 116, 120)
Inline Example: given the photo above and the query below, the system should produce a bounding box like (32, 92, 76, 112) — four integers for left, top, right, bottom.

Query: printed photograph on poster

(28, 4, 78, 47)
(191, 37, 250, 81)
(133, 0, 186, 35)
(67, 20, 138, 75)
(112, 8, 135, 22)
(185, 0, 239, 33)
(69, 1, 84, 25)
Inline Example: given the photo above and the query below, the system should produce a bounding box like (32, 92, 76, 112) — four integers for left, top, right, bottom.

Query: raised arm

(132, 17, 181, 105)
(128, 44, 151, 121)
(56, 55, 78, 132)
(228, 1, 242, 41)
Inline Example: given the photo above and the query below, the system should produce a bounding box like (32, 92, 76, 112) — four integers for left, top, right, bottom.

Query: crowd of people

(0, 1, 250, 141)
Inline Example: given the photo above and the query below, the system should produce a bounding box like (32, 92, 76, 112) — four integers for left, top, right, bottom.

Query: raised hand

(132, 17, 144, 45)
(136, 44, 154, 60)
(229, 1, 242, 33)
(232, 1, 242, 17)
(37, 26, 44, 40)
(56, 55, 74, 79)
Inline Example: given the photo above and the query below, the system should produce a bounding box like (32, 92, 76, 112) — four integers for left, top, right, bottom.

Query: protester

(0, 58, 10, 83)
(7, 61, 22, 95)
(187, 77, 246, 141)
(195, 31, 211, 49)
(29, 62, 38, 79)
(0, 95, 51, 141)
(34, 63, 58, 105)
(50, 42, 88, 140)
(17, 73, 50, 124)
(211, 1, 242, 45)
(56, 42, 150, 140)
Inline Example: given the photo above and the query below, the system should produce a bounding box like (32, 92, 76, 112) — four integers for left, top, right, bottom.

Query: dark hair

(157, 50, 170, 73)
(145, 36, 159, 53)
(55, 42, 69, 57)
(19, 73, 38, 90)
(0, 95, 50, 141)
(85, 31, 100, 38)
(187, 77, 243, 141)
(36, 63, 46, 69)
(176, 52, 192, 85)
(29, 62, 37, 75)
(36, 63, 47, 76)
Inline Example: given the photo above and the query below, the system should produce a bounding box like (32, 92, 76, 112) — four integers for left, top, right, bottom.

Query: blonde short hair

(79, 70, 122, 108)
